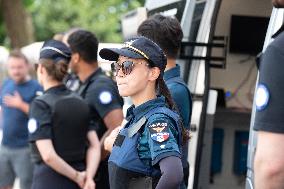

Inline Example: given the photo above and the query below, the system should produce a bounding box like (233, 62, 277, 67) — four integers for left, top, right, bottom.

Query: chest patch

(149, 121, 170, 143)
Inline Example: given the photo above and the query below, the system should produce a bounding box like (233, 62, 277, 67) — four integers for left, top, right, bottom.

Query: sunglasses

(111, 60, 149, 76)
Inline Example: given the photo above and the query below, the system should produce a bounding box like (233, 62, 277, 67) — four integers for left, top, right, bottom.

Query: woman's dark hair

(149, 62, 190, 143)
(138, 14, 183, 59)
(40, 59, 68, 82)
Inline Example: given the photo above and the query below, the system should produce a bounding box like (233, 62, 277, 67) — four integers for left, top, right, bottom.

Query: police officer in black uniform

(67, 30, 124, 189)
(253, 1, 284, 188)
(29, 40, 101, 189)
(100, 36, 189, 189)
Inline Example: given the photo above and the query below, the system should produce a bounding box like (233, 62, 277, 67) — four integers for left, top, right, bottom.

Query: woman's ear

(148, 67, 161, 81)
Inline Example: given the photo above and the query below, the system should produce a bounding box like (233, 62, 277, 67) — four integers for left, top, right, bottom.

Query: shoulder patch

(255, 84, 270, 111)
(99, 91, 112, 104)
(28, 118, 37, 134)
(149, 120, 170, 143)
(36, 91, 43, 96)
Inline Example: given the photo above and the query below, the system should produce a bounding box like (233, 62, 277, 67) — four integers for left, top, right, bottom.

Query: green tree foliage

(26, 0, 144, 43)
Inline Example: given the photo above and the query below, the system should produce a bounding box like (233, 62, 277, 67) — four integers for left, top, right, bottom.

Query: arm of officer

(254, 131, 284, 189)
(86, 85, 124, 135)
(100, 109, 123, 159)
(84, 130, 101, 188)
(36, 139, 86, 188)
(156, 156, 183, 189)
(253, 44, 284, 189)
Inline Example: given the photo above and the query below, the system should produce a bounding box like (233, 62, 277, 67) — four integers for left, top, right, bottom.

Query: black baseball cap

(40, 40, 71, 63)
(99, 36, 167, 72)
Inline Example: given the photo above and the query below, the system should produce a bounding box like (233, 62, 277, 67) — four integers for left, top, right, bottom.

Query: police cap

(99, 36, 167, 72)
(40, 40, 71, 63)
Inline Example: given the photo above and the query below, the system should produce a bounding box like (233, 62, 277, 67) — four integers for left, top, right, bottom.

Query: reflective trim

(40, 46, 70, 58)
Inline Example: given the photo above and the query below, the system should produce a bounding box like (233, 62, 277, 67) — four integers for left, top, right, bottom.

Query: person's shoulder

(169, 81, 189, 93)
(146, 110, 177, 129)
(31, 96, 50, 111)
(269, 31, 284, 53)
(2, 78, 12, 87)
(90, 74, 114, 88)
(88, 75, 117, 94)
(28, 79, 43, 90)
(167, 76, 189, 90)
(29, 79, 40, 86)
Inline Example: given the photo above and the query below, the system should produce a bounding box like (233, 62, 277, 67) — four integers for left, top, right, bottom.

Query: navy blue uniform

(109, 96, 182, 189)
(29, 85, 90, 189)
(254, 25, 284, 133)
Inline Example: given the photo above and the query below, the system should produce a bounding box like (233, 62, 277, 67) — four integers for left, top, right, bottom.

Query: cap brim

(99, 47, 144, 61)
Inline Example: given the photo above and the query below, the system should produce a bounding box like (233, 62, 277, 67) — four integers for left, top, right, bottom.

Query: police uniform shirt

(29, 85, 90, 141)
(254, 27, 284, 133)
(78, 68, 123, 138)
(126, 97, 181, 166)
(164, 64, 192, 129)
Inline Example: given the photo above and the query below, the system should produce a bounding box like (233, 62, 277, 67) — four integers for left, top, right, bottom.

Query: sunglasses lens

(113, 61, 134, 76)
(111, 63, 116, 75)
(122, 61, 134, 75)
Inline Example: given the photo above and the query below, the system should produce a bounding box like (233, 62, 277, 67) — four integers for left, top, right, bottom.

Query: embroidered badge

(255, 84, 270, 111)
(99, 91, 112, 104)
(28, 118, 37, 134)
(149, 121, 170, 143)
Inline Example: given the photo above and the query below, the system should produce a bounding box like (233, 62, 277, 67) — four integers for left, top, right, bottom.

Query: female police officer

(28, 40, 101, 189)
(99, 36, 189, 189)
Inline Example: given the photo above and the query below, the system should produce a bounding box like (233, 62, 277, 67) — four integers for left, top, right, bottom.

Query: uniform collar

(163, 64, 181, 81)
(45, 84, 66, 94)
(126, 96, 166, 121)
(83, 67, 103, 84)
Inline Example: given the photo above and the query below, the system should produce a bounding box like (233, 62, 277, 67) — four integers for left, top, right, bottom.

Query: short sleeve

(85, 81, 122, 119)
(145, 115, 181, 166)
(254, 45, 284, 133)
(29, 99, 52, 141)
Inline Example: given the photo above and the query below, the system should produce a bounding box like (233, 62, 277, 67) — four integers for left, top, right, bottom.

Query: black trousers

(95, 159, 110, 189)
(31, 162, 85, 189)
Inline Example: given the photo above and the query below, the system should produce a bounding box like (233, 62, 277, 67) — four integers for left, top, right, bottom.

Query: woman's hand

(75, 171, 86, 188)
(83, 178, 96, 189)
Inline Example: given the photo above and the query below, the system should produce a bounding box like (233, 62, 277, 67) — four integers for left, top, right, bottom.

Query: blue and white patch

(99, 91, 112, 104)
(28, 118, 37, 134)
(36, 91, 43, 96)
(255, 84, 270, 111)
(151, 132, 170, 143)
(149, 121, 170, 143)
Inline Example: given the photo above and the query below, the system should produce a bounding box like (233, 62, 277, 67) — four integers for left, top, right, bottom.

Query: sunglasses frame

(111, 60, 149, 76)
